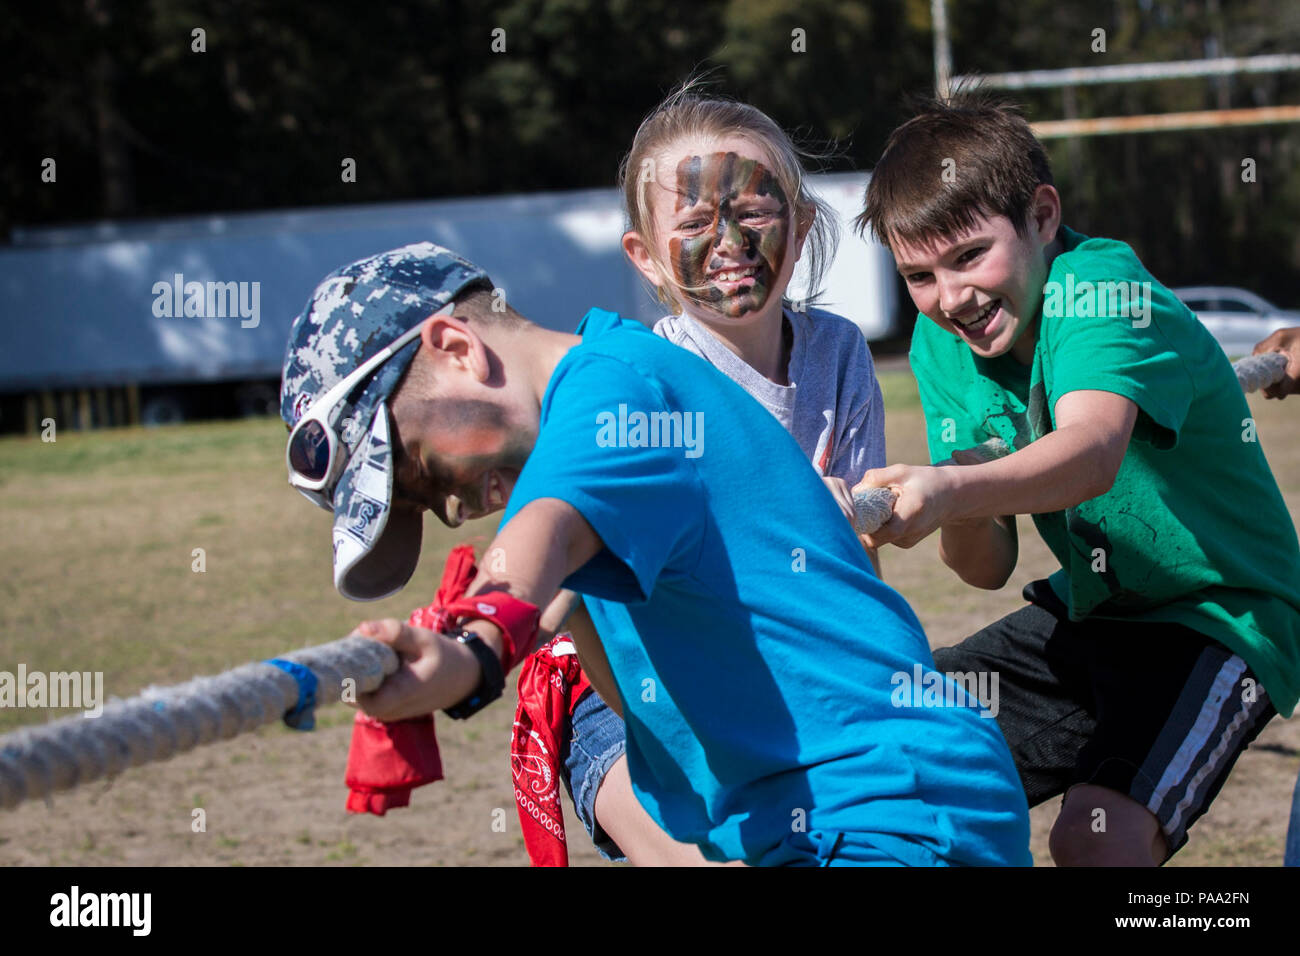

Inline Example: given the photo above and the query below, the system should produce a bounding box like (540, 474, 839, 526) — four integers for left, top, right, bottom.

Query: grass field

(1, 367, 1298, 866)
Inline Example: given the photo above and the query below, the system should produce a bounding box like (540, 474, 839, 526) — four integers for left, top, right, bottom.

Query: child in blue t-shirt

(281, 240, 1032, 866)
(503, 306, 1027, 865)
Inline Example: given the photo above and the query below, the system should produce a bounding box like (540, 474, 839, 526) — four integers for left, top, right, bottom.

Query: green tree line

(4, 0, 1298, 304)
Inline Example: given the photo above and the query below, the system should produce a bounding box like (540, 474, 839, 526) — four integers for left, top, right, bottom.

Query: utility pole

(932, 0, 952, 99)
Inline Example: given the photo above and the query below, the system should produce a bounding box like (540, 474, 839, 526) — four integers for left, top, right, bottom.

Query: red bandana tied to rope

(344, 544, 479, 815)
(512, 636, 591, 866)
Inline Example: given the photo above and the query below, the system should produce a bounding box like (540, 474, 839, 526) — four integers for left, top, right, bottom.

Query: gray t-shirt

(652, 307, 885, 484)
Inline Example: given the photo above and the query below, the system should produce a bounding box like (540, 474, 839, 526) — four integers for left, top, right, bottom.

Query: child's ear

(622, 231, 663, 286)
(419, 313, 489, 381)
(1030, 184, 1062, 243)
(623, 230, 680, 308)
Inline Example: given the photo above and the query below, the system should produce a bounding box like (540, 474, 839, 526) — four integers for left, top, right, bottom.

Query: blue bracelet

(265, 658, 319, 731)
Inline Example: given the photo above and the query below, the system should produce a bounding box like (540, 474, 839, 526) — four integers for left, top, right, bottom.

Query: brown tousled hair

(856, 89, 1054, 252)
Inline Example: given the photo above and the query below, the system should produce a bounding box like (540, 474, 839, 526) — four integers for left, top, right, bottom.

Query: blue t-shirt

(501, 309, 1030, 866)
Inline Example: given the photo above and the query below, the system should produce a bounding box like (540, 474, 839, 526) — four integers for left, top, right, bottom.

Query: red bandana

(511, 637, 591, 866)
(343, 544, 479, 815)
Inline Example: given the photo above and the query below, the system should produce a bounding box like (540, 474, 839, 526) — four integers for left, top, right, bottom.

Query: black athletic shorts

(932, 579, 1276, 856)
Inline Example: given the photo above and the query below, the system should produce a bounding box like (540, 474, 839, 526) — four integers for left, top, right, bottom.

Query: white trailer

(0, 174, 898, 430)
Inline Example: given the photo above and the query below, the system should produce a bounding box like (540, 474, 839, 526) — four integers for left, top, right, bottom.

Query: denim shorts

(561, 688, 628, 862)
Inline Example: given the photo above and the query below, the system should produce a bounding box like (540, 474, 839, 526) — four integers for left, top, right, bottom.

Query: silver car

(1172, 286, 1300, 358)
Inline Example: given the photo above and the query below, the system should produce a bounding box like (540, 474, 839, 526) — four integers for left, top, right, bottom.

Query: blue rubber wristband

(265, 658, 319, 731)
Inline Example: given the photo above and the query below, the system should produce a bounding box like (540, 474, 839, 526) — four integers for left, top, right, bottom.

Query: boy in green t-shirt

(855, 93, 1300, 866)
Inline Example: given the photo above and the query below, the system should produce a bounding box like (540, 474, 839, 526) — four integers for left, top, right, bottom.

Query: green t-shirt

(910, 225, 1300, 716)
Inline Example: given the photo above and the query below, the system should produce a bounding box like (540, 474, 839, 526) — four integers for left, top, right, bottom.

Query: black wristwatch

(443, 629, 505, 720)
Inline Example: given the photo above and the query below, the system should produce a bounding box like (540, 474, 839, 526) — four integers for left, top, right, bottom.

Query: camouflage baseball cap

(280, 241, 491, 601)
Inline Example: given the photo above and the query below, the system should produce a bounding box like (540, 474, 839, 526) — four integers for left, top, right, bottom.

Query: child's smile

(948, 296, 1005, 342)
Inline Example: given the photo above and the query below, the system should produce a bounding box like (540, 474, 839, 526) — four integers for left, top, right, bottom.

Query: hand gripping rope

(1233, 350, 1289, 394)
(852, 352, 1291, 535)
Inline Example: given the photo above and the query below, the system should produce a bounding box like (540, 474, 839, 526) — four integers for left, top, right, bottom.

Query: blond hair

(617, 82, 839, 312)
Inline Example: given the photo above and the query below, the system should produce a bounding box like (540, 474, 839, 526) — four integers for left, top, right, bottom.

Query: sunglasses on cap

(285, 302, 454, 510)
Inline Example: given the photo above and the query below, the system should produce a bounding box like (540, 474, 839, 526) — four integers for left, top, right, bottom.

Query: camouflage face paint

(667, 151, 790, 317)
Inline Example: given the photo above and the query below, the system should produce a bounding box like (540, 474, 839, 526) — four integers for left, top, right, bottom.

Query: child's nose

(712, 215, 746, 256)
(936, 273, 970, 315)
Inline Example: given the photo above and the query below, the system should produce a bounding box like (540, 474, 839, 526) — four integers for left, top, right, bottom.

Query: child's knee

(1049, 783, 1165, 867)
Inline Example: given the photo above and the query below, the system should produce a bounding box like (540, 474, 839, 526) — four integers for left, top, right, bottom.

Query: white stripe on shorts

(1144, 654, 1264, 840)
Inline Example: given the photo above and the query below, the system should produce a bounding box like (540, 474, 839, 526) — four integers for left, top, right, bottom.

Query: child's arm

(535, 588, 623, 714)
(562, 598, 623, 717)
(827, 339, 888, 577)
(934, 441, 1020, 588)
(538, 588, 584, 643)
(354, 497, 604, 721)
(939, 514, 1019, 589)
(858, 390, 1138, 553)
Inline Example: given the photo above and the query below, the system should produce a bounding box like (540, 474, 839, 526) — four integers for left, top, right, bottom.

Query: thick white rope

(0, 636, 397, 810)
(854, 437, 1009, 534)
(853, 353, 1289, 535)
(1234, 351, 1289, 393)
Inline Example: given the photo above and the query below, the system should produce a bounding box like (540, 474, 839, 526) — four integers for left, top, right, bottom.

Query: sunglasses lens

(289, 419, 333, 483)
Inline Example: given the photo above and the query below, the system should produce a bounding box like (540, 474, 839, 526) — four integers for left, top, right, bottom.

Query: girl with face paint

(516, 86, 891, 867)
(620, 94, 885, 545)
(626, 135, 806, 384)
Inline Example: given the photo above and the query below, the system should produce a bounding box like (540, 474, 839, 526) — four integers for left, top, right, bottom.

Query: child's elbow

(1079, 425, 1131, 501)
(960, 564, 1014, 591)
(942, 545, 1013, 590)
(1083, 454, 1124, 501)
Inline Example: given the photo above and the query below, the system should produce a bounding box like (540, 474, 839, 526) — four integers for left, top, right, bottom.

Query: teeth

(714, 267, 757, 282)
(445, 495, 464, 527)
(487, 472, 504, 509)
(957, 300, 998, 327)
